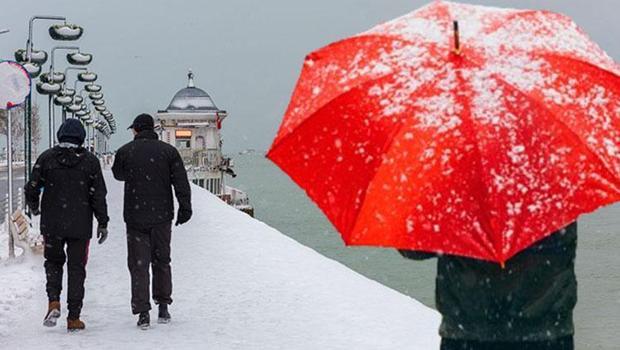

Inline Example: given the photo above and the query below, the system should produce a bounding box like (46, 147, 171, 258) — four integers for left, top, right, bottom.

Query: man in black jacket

(25, 119, 109, 332)
(112, 113, 192, 329)
(400, 223, 577, 350)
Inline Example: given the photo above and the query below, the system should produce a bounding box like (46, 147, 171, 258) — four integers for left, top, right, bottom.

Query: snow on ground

(1, 171, 440, 349)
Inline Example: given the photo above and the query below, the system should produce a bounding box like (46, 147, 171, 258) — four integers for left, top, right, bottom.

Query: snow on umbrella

(267, 1, 620, 264)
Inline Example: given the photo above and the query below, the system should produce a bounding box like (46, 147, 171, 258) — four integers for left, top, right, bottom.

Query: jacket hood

(54, 145, 87, 168)
(57, 119, 86, 145)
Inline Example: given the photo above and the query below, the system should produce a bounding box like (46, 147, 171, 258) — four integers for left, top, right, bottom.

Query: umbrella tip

(453, 20, 461, 55)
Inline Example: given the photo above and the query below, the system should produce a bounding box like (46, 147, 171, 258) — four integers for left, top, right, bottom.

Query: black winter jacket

(400, 222, 577, 342)
(112, 130, 191, 227)
(25, 145, 109, 238)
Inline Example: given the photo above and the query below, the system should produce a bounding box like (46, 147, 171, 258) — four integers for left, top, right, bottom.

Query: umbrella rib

(347, 71, 499, 260)
(491, 74, 620, 189)
(269, 53, 444, 154)
(342, 78, 447, 238)
(354, 33, 447, 52)
(482, 9, 620, 79)
(490, 74, 620, 259)
(268, 71, 396, 155)
(453, 69, 504, 262)
(536, 52, 620, 80)
(271, 35, 441, 152)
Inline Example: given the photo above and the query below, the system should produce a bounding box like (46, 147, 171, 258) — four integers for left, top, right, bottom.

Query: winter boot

(137, 311, 150, 330)
(67, 318, 85, 332)
(43, 301, 61, 327)
(158, 304, 171, 324)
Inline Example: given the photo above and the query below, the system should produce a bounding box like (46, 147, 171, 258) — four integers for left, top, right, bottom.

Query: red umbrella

(267, 1, 620, 264)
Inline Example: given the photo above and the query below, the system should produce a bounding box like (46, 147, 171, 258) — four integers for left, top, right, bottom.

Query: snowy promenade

(1, 171, 440, 349)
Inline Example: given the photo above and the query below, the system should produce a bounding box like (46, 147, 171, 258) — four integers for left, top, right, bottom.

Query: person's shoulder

(39, 148, 55, 157)
(36, 148, 56, 162)
(82, 149, 98, 161)
(116, 141, 134, 154)
(79, 149, 100, 167)
(157, 140, 179, 153)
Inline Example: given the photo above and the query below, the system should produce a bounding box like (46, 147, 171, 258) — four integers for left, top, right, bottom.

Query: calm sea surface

(228, 153, 620, 350)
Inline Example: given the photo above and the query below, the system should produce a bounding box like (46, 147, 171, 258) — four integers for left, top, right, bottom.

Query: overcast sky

(2, 0, 619, 151)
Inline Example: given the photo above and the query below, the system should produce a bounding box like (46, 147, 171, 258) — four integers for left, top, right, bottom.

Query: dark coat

(25, 145, 109, 238)
(112, 130, 191, 227)
(400, 223, 577, 342)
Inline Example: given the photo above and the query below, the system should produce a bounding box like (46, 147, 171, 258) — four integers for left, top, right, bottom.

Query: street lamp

(77, 71, 97, 82)
(67, 52, 92, 65)
(39, 71, 65, 84)
(49, 23, 83, 41)
(35, 81, 62, 94)
(45, 66, 86, 146)
(57, 66, 87, 124)
(64, 102, 83, 113)
(89, 92, 103, 100)
(84, 83, 101, 92)
(48, 47, 92, 135)
(26, 17, 83, 59)
(18, 15, 84, 189)
(21, 62, 42, 78)
(53, 94, 72, 106)
(50, 46, 81, 73)
(15, 48, 48, 65)
(75, 110, 89, 119)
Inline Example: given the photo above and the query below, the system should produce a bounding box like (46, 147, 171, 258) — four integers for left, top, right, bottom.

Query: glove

(175, 208, 192, 226)
(97, 225, 108, 244)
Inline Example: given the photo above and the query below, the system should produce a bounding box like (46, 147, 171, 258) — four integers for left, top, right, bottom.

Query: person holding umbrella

(112, 113, 192, 329)
(25, 118, 109, 332)
(399, 223, 577, 350)
(267, 2, 620, 349)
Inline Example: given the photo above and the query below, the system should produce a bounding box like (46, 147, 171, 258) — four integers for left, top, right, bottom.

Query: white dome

(164, 71, 220, 112)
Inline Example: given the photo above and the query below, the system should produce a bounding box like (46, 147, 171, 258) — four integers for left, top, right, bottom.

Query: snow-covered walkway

(1, 171, 440, 349)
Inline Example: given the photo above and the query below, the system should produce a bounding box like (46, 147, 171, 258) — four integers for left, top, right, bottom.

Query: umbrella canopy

(267, 1, 620, 263)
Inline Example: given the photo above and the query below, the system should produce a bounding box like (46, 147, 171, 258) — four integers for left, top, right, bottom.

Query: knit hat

(57, 119, 86, 145)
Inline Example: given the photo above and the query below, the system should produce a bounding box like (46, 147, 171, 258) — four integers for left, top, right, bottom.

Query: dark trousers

(440, 336, 574, 350)
(126, 222, 173, 314)
(43, 235, 90, 319)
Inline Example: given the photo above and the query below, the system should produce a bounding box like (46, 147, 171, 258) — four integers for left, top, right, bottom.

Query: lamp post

(45, 47, 92, 146)
(24, 17, 64, 178)
(17, 16, 84, 192)
(73, 80, 96, 118)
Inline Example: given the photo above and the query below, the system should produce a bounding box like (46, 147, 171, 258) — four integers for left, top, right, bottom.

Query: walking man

(25, 119, 109, 332)
(112, 113, 192, 329)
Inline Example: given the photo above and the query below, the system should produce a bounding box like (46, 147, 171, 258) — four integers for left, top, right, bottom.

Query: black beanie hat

(57, 119, 86, 145)
(128, 113, 154, 132)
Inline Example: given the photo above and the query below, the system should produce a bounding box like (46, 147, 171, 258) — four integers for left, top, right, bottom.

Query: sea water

(228, 153, 619, 349)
